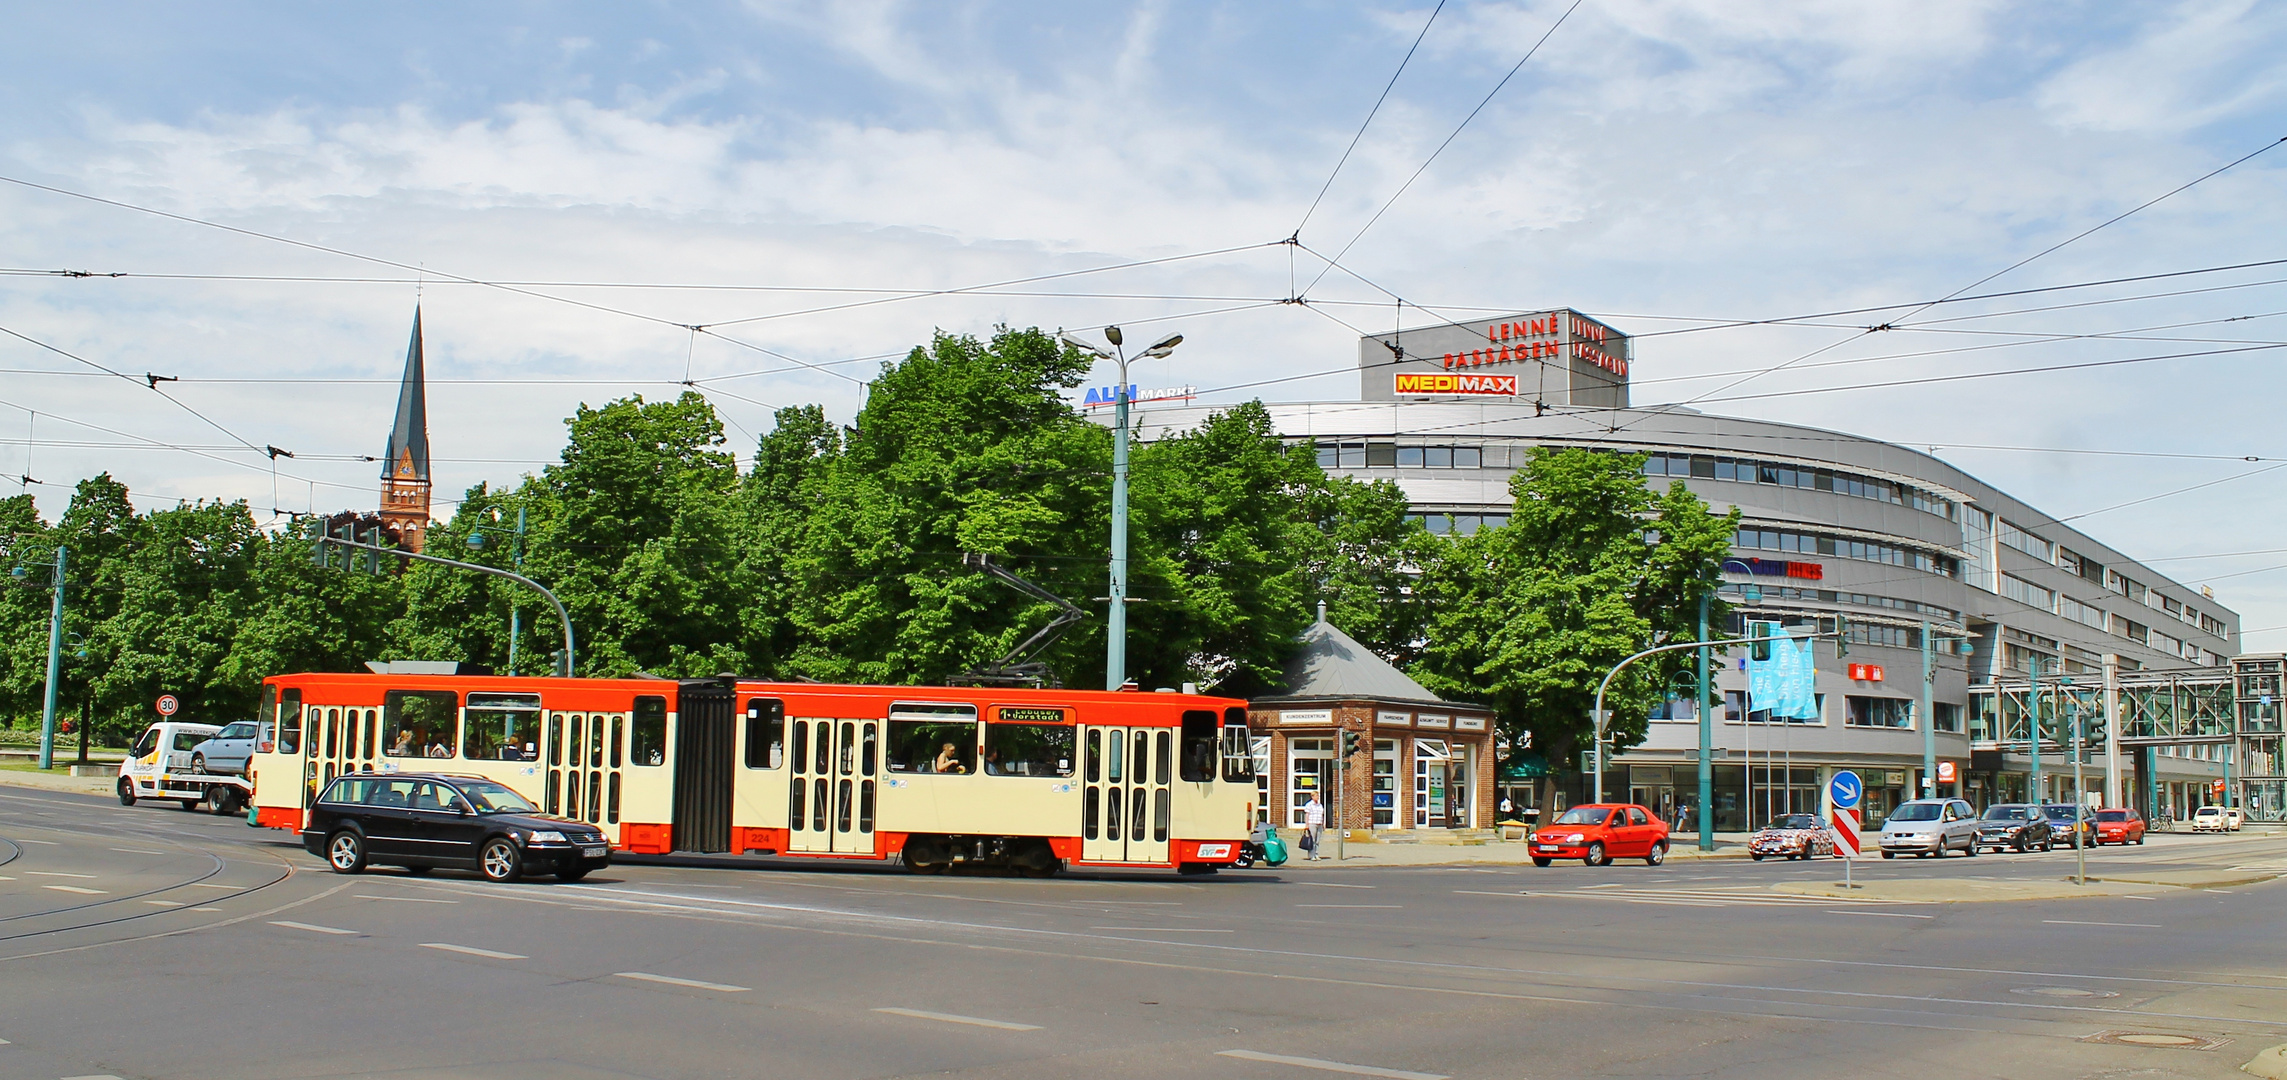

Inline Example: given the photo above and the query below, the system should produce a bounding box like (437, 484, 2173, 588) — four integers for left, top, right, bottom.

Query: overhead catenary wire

(1290, 0, 1447, 241)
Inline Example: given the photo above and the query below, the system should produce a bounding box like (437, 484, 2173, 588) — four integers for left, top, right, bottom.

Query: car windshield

(1771, 814, 1819, 829)
(2096, 810, 2129, 822)
(456, 780, 537, 815)
(1888, 803, 1942, 822)
(1552, 806, 1613, 826)
(2195, 807, 2222, 816)
(1981, 805, 2031, 821)
(2043, 805, 2082, 819)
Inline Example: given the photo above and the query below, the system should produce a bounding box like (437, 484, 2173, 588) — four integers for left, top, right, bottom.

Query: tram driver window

(275, 687, 301, 754)
(888, 720, 978, 774)
(383, 690, 459, 758)
(1179, 710, 1219, 782)
(744, 698, 785, 769)
(463, 693, 542, 760)
(983, 722, 1074, 777)
(631, 696, 667, 766)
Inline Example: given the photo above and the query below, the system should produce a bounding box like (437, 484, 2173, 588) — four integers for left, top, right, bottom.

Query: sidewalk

(1281, 831, 1757, 867)
(0, 766, 115, 796)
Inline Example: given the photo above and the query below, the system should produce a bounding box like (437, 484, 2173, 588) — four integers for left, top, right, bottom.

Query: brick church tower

(377, 308, 432, 552)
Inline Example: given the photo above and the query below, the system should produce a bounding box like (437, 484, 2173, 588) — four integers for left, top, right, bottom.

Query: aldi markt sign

(1394, 372, 1518, 397)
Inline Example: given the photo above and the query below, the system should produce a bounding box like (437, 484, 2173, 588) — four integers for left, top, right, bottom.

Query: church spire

(377, 306, 433, 551)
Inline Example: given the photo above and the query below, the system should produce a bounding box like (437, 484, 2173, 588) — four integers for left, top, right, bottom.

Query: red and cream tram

(247, 673, 1256, 874)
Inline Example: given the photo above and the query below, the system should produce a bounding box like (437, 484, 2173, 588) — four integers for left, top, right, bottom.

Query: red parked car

(2093, 808, 2146, 845)
(1531, 803, 1671, 867)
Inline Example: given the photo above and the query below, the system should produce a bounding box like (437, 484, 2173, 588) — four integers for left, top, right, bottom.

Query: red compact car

(1530, 803, 1671, 867)
(2093, 808, 2146, 845)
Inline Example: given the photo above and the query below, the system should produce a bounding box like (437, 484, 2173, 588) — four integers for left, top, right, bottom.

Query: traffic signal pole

(315, 528, 576, 677)
(38, 545, 65, 770)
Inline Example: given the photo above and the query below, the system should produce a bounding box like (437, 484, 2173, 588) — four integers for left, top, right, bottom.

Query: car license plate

(1536, 844, 1560, 852)
(580, 845, 607, 858)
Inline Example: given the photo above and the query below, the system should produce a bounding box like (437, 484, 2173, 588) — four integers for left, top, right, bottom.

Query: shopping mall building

(1114, 309, 2279, 830)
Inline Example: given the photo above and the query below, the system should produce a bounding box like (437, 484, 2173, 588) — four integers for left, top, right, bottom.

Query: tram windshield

(456, 779, 539, 815)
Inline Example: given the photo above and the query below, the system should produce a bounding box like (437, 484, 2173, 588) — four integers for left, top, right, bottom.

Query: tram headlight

(527, 830, 567, 844)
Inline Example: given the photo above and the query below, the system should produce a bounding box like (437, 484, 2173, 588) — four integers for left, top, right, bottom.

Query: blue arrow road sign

(1829, 770, 1862, 810)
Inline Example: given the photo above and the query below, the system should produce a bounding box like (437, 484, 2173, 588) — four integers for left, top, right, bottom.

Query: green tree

(1412, 448, 1737, 799)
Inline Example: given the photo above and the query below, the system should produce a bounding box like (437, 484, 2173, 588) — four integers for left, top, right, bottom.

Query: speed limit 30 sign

(155, 694, 180, 717)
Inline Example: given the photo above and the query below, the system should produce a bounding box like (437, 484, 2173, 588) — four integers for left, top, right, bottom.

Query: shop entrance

(1415, 741, 1470, 827)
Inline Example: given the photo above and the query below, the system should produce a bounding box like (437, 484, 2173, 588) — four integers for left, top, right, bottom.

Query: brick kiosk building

(1248, 617, 1497, 834)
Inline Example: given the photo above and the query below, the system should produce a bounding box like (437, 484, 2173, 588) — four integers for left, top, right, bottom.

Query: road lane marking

(1091, 926, 1233, 932)
(26, 871, 97, 878)
(1216, 1049, 1448, 1079)
(1296, 904, 1404, 909)
(14, 838, 56, 844)
(1451, 890, 1528, 897)
(2044, 919, 2162, 928)
(1295, 881, 1376, 888)
(108, 847, 166, 855)
(42, 885, 106, 895)
(1827, 910, 1933, 919)
(1093, 901, 1183, 905)
(422, 943, 527, 960)
(269, 920, 358, 936)
(188, 883, 237, 890)
(190, 906, 222, 912)
(614, 972, 749, 993)
(873, 1007, 1042, 1031)
(356, 894, 458, 903)
(144, 900, 185, 907)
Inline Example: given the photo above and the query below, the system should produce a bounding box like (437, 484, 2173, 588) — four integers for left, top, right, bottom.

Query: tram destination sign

(996, 707, 1070, 725)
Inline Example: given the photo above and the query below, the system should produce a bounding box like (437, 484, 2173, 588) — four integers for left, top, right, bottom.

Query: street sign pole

(1829, 770, 1863, 890)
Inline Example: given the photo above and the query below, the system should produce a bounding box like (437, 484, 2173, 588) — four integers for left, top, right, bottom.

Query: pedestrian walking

(1303, 794, 1326, 860)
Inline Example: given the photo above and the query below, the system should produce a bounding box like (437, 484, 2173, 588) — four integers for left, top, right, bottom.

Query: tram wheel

(117, 777, 137, 806)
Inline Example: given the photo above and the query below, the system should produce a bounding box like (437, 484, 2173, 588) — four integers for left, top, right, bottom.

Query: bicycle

(2151, 811, 2174, 834)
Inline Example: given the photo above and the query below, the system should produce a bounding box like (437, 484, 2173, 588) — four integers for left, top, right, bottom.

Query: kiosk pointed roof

(1277, 617, 1444, 703)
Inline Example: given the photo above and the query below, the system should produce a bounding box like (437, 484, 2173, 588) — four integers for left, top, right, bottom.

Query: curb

(2088, 872, 2281, 890)
(2245, 1043, 2287, 1080)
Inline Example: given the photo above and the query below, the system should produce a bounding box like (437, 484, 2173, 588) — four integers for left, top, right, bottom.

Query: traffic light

(1750, 620, 1779, 661)
(1339, 729, 1362, 761)
(308, 517, 327, 568)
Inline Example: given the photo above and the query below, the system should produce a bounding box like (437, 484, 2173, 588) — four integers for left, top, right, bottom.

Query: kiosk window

(984, 723, 1075, 777)
(743, 699, 784, 768)
(384, 691, 458, 758)
(631, 696, 667, 766)
(888, 720, 978, 774)
(464, 693, 542, 761)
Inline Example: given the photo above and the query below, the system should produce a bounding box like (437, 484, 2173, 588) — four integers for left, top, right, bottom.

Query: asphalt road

(3, 785, 2283, 1080)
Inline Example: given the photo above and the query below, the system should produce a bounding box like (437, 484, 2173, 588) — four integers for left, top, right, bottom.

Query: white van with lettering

(119, 722, 252, 816)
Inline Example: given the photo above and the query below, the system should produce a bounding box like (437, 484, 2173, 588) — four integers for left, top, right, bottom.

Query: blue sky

(4, 1, 2286, 645)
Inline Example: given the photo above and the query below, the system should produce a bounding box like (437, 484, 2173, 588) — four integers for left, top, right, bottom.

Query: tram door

(787, 718, 878, 854)
(1081, 726, 1172, 864)
(671, 681, 737, 853)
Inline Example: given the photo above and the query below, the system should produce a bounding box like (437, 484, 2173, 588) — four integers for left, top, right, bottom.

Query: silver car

(187, 720, 267, 775)
(1878, 798, 1980, 859)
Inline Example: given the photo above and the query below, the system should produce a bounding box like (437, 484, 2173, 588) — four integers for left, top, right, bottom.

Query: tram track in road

(0, 793, 306, 953)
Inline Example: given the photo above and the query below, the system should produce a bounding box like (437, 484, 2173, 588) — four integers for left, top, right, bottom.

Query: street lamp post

(1695, 559, 1761, 850)
(1060, 326, 1183, 691)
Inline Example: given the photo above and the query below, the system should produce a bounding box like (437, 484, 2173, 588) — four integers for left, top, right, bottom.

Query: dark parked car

(301, 772, 609, 882)
(2042, 803, 2097, 849)
(1974, 803, 2053, 853)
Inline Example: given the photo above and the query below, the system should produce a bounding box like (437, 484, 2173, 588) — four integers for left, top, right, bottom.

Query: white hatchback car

(2190, 805, 2230, 833)
(187, 720, 268, 775)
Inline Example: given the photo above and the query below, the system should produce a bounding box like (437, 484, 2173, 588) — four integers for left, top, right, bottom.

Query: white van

(119, 722, 251, 814)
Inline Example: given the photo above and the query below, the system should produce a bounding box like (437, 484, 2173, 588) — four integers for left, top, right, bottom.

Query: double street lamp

(1060, 326, 1183, 691)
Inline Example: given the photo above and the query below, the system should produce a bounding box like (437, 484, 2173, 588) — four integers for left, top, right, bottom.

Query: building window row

(1845, 622, 1921, 650)
(1313, 440, 1502, 470)
(1737, 585, 1958, 623)
(1845, 696, 1914, 728)
(1996, 518, 2053, 562)
(1408, 512, 1510, 536)
(1733, 527, 1959, 578)
(2000, 573, 2054, 612)
(1644, 452, 1956, 520)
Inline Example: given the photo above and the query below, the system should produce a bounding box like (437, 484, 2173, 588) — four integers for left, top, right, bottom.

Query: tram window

(275, 688, 301, 754)
(790, 720, 809, 774)
(1155, 731, 1171, 786)
(549, 715, 564, 766)
(1153, 788, 1170, 842)
(1086, 730, 1102, 783)
(887, 720, 978, 774)
(983, 723, 1075, 777)
(861, 724, 877, 777)
(631, 696, 667, 766)
(324, 709, 338, 758)
(744, 699, 785, 769)
(788, 772, 806, 829)
(361, 710, 377, 760)
(1084, 787, 1099, 839)
(589, 718, 605, 769)
(608, 772, 620, 824)
(838, 722, 856, 775)
(465, 693, 541, 761)
(1179, 710, 1218, 782)
(837, 778, 853, 831)
(610, 716, 622, 769)
(859, 780, 875, 833)
(811, 778, 828, 832)
(1130, 787, 1148, 842)
(383, 690, 458, 758)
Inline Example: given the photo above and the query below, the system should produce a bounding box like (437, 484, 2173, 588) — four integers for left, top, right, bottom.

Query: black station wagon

(302, 772, 610, 882)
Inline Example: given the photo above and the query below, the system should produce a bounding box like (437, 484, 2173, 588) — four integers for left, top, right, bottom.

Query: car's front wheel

(326, 832, 367, 874)
(1532, 857, 1552, 867)
(1751, 851, 1766, 861)
(1586, 841, 1608, 866)
(116, 777, 137, 806)
(557, 866, 590, 882)
(479, 838, 523, 883)
(1881, 851, 1895, 859)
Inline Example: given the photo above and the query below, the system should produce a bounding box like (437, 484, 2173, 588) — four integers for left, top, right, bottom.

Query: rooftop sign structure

(1360, 308, 1629, 408)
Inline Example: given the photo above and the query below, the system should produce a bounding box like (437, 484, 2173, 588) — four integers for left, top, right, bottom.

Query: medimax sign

(1361, 308, 1630, 407)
